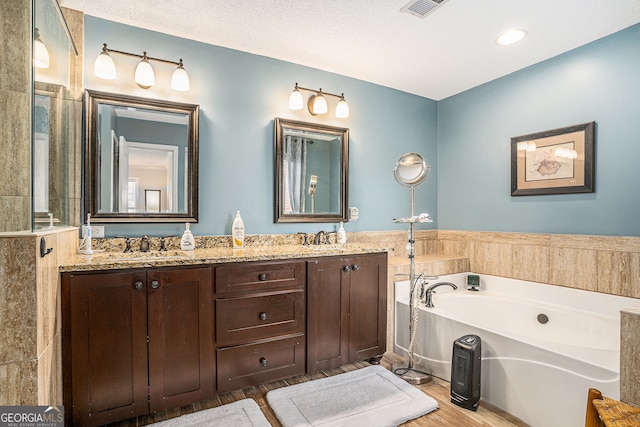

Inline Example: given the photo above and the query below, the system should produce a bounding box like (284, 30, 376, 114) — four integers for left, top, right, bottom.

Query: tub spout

(425, 282, 457, 308)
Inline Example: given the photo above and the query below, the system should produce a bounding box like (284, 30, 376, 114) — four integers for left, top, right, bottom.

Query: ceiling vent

(400, 0, 448, 18)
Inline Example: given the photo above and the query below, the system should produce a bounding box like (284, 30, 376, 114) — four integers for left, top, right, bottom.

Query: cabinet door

(147, 267, 214, 412)
(62, 271, 149, 427)
(306, 258, 350, 372)
(348, 253, 388, 362)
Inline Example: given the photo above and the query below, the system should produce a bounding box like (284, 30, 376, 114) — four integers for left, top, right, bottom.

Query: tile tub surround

(621, 307, 640, 406)
(0, 227, 79, 406)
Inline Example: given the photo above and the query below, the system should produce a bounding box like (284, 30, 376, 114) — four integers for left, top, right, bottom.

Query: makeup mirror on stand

(392, 152, 434, 384)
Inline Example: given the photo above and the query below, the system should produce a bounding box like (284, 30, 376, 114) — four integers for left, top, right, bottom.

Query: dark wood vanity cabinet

(214, 261, 306, 392)
(61, 267, 214, 426)
(61, 252, 386, 425)
(307, 253, 388, 373)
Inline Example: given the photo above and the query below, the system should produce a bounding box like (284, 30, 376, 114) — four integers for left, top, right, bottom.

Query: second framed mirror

(274, 118, 349, 223)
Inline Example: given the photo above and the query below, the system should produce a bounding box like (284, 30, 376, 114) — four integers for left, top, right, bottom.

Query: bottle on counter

(232, 211, 245, 249)
(180, 223, 195, 251)
(337, 222, 347, 244)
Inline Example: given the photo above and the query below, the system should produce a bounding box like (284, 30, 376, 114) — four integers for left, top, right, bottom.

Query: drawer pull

(260, 357, 268, 367)
(343, 265, 351, 272)
(134, 281, 143, 290)
(258, 273, 268, 281)
(352, 264, 359, 271)
(259, 312, 268, 321)
(151, 280, 160, 289)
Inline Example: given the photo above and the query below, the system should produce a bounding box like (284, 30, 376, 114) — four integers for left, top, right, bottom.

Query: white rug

(149, 398, 271, 427)
(266, 365, 439, 427)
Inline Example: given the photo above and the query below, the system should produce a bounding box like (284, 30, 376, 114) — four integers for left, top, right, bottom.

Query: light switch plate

(82, 225, 105, 238)
(348, 207, 359, 221)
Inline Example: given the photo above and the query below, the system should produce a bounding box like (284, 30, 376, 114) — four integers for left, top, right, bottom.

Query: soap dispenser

(337, 222, 347, 244)
(180, 223, 195, 251)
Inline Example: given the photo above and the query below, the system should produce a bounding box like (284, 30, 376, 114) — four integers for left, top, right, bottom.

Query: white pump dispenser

(180, 223, 195, 251)
(337, 222, 347, 244)
(232, 211, 245, 249)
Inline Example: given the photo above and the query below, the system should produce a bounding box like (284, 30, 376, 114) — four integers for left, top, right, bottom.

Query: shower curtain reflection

(282, 136, 307, 214)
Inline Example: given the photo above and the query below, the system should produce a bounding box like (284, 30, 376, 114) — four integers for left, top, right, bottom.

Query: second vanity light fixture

(288, 83, 350, 118)
(94, 43, 190, 91)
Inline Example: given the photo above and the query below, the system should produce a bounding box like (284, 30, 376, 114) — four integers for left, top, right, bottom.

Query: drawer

(216, 290, 305, 346)
(215, 261, 305, 294)
(217, 335, 305, 392)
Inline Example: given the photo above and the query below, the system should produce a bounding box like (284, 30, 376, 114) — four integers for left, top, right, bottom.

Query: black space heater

(450, 334, 481, 411)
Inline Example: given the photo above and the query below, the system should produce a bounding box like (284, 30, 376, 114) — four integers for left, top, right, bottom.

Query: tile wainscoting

(359, 229, 640, 406)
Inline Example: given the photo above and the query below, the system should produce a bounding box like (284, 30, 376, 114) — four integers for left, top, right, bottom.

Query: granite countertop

(60, 244, 389, 272)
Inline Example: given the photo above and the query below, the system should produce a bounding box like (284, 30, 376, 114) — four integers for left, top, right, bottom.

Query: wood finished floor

(107, 352, 528, 427)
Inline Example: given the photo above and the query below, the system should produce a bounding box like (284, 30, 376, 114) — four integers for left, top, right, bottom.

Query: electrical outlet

(348, 207, 359, 221)
(82, 225, 105, 238)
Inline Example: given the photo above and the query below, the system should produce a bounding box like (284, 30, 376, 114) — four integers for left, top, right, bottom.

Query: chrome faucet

(140, 235, 150, 252)
(313, 231, 326, 245)
(424, 282, 457, 308)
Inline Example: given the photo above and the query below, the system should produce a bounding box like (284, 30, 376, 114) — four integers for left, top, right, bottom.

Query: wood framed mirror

(84, 90, 199, 222)
(274, 118, 349, 223)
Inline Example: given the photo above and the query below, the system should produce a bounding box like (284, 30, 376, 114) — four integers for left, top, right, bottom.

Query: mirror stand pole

(392, 186, 433, 385)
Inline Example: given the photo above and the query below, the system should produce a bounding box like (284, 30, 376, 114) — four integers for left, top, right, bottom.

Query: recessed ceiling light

(496, 29, 527, 46)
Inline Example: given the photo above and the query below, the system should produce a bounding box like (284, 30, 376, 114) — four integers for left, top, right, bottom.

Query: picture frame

(511, 121, 595, 196)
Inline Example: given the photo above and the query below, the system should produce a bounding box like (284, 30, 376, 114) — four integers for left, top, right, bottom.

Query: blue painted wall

(84, 16, 439, 238)
(438, 23, 640, 236)
(84, 17, 640, 238)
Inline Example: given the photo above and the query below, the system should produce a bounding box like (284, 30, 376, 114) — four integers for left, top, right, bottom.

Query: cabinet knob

(259, 312, 268, 321)
(260, 357, 268, 367)
(343, 265, 351, 272)
(258, 273, 268, 281)
(352, 264, 359, 271)
(134, 281, 143, 290)
(151, 280, 160, 289)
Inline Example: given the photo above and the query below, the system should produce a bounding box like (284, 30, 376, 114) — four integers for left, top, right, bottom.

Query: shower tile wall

(0, 0, 31, 232)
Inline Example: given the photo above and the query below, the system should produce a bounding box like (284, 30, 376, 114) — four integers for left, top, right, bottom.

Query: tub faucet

(424, 282, 457, 308)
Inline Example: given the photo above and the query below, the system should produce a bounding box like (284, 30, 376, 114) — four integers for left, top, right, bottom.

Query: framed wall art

(511, 121, 595, 196)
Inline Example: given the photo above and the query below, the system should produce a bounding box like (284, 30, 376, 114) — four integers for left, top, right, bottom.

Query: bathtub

(394, 273, 640, 427)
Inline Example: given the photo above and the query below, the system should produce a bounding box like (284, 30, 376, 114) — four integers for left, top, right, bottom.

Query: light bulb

(134, 53, 155, 88)
(335, 94, 349, 118)
(312, 91, 328, 115)
(33, 28, 50, 69)
(171, 59, 190, 91)
(289, 85, 303, 110)
(94, 44, 116, 80)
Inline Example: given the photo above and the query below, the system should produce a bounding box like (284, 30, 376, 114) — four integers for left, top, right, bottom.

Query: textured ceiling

(60, 0, 640, 100)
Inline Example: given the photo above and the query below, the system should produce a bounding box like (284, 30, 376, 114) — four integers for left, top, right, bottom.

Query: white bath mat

(149, 398, 271, 427)
(266, 365, 438, 426)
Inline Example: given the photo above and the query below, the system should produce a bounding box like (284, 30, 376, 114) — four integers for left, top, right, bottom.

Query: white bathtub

(394, 273, 640, 427)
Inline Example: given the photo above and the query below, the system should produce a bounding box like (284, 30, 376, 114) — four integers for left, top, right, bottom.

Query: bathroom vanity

(60, 246, 387, 426)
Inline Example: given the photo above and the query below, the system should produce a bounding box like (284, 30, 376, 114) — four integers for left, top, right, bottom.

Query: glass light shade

(496, 29, 527, 46)
(288, 88, 304, 110)
(312, 93, 328, 115)
(135, 57, 155, 88)
(171, 62, 190, 91)
(94, 51, 116, 80)
(34, 38, 50, 69)
(335, 97, 349, 118)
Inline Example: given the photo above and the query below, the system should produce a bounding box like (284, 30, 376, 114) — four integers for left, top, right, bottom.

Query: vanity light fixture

(93, 43, 190, 91)
(33, 28, 50, 69)
(288, 83, 350, 118)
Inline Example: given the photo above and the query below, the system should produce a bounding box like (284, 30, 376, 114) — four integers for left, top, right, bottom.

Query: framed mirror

(274, 118, 349, 223)
(84, 90, 199, 222)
